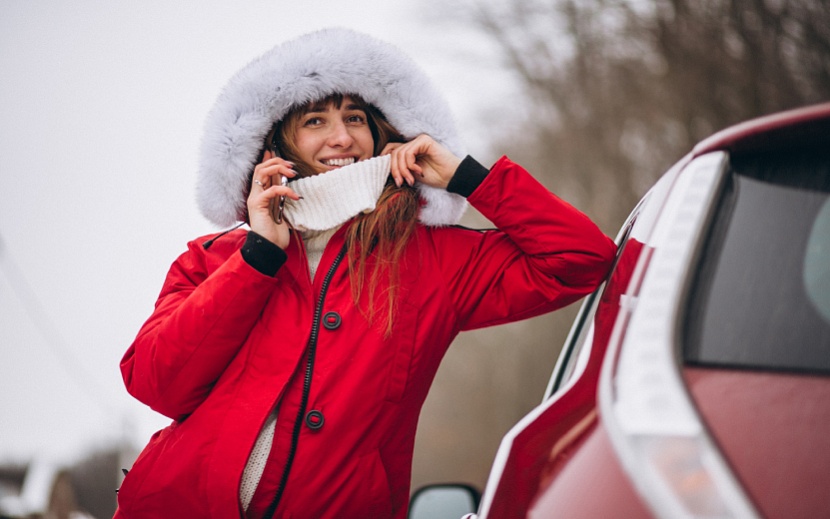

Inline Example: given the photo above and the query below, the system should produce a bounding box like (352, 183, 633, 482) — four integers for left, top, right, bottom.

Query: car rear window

(683, 148, 830, 375)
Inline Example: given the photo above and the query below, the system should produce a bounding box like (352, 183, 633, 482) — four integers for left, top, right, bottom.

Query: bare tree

(465, 0, 830, 230)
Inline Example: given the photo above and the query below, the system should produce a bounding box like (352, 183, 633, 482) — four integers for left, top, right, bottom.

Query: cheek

(356, 127, 375, 157)
(293, 132, 320, 163)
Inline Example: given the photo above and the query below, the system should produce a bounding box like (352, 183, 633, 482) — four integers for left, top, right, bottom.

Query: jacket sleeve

(436, 156, 616, 331)
(120, 237, 280, 419)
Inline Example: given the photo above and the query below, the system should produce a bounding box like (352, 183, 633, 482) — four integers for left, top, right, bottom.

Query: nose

(326, 120, 354, 148)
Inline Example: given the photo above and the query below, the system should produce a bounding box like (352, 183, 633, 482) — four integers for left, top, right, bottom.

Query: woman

(116, 28, 616, 519)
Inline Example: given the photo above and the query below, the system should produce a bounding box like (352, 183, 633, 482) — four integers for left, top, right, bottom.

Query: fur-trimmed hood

(197, 28, 467, 228)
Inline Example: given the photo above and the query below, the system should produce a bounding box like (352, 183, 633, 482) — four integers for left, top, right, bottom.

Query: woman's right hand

(247, 150, 300, 249)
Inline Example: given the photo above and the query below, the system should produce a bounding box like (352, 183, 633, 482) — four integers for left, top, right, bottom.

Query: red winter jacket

(116, 157, 615, 518)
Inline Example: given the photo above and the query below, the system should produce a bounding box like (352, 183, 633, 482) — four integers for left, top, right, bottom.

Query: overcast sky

(0, 0, 522, 463)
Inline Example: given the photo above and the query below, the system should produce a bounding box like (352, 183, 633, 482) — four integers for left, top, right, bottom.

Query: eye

(346, 113, 367, 125)
(303, 116, 324, 127)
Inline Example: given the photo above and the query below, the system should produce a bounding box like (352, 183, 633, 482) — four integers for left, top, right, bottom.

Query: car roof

(693, 102, 830, 158)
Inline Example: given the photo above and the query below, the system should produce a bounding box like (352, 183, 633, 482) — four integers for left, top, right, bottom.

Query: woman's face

(293, 95, 375, 175)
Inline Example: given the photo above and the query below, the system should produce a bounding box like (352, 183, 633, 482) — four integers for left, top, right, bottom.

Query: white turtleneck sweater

(239, 155, 392, 510)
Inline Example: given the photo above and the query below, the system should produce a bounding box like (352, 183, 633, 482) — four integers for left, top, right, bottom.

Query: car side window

(546, 203, 640, 398)
(547, 166, 680, 399)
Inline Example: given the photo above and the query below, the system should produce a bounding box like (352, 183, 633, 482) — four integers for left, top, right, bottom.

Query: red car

(410, 103, 830, 519)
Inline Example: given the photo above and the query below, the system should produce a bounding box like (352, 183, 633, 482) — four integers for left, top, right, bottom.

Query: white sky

(0, 0, 522, 463)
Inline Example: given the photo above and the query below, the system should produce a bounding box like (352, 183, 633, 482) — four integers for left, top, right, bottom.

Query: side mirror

(408, 483, 480, 519)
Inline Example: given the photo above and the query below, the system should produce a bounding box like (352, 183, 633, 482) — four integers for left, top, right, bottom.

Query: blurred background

(1, 0, 828, 517)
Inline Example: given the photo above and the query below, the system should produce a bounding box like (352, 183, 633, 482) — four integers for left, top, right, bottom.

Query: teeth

(323, 157, 355, 167)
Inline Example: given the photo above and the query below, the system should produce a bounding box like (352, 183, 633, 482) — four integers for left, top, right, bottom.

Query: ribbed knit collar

(283, 155, 391, 232)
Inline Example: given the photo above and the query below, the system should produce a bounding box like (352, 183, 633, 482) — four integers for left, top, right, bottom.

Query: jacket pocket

(384, 301, 418, 402)
(358, 449, 393, 517)
(116, 422, 178, 514)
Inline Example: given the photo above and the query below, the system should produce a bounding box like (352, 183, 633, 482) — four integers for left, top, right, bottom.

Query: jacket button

(322, 311, 341, 330)
(305, 410, 324, 430)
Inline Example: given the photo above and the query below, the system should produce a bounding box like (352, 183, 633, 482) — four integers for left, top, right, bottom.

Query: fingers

(247, 181, 299, 236)
(245, 152, 298, 249)
(248, 153, 301, 222)
(382, 140, 422, 188)
(381, 134, 459, 189)
(253, 184, 301, 204)
(253, 151, 296, 190)
(252, 165, 296, 190)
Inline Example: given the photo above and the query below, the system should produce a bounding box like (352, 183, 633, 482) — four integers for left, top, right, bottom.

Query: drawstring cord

(202, 222, 245, 249)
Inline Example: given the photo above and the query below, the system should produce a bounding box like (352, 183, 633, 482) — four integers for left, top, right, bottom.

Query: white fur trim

(197, 28, 467, 228)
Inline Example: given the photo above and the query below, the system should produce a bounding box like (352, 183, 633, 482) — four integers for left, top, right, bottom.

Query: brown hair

(273, 94, 420, 335)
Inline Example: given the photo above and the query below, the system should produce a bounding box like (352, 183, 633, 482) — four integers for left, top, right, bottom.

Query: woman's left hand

(381, 134, 461, 189)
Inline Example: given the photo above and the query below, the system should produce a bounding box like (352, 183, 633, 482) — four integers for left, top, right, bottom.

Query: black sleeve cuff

(241, 231, 287, 276)
(446, 155, 490, 198)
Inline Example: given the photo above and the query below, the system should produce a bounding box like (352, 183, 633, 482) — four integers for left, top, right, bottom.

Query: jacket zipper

(264, 244, 347, 519)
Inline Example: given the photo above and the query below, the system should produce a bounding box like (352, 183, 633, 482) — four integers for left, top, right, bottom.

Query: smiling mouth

(322, 157, 356, 167)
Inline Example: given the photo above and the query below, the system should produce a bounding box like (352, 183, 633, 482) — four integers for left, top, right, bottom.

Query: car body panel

(683, 368, 830, 519)
(527, 421, 652, 519)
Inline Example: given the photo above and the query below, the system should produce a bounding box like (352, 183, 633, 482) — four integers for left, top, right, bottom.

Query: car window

(683, 148, 830, 375)
(547, 161, 683, 398)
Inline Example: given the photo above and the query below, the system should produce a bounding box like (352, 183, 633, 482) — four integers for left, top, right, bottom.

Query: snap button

(305, 410, 325, 430)
(322, 311, 341, 330)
